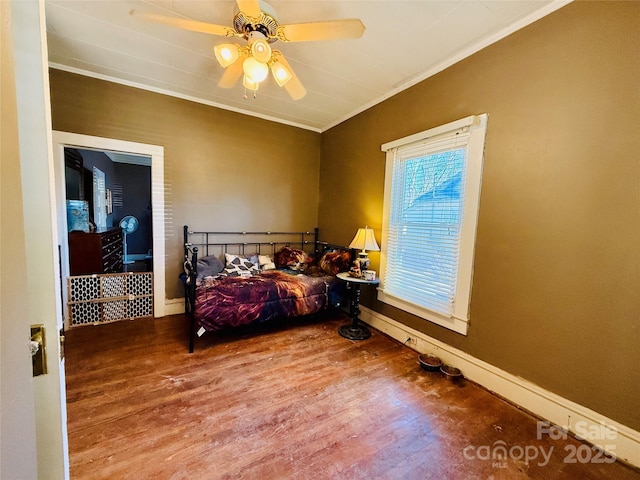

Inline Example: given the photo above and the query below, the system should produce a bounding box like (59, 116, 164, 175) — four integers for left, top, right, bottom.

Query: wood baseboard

(360, 306, 640, 469)
(164, 298, 186, 316)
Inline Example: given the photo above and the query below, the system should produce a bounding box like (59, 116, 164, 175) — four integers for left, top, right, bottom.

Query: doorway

(65, 146, 153, 273)
(52, 131, 166, 328)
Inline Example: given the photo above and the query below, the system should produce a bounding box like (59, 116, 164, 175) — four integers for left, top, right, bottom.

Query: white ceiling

(45, 0, 569, 132)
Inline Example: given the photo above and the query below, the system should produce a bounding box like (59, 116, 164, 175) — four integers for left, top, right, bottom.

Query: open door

(9, 1, 69, 477)
(1, 1, 39, 477)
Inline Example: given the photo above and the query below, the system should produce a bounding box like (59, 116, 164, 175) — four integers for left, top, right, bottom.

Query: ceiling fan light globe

(243, 57, 269, 83)
(271, 61, 292, 87)
(214, 44, 239, 68)
(251, 39, 272, 63)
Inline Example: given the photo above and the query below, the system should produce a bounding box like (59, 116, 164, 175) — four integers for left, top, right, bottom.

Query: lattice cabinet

(68, 272, 153, 326)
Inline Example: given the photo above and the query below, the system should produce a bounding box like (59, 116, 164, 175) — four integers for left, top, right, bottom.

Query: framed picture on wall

(106, 188, 113, 215)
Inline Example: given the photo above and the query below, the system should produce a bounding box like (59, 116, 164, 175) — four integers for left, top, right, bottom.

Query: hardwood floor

(65, 313, 639, 480)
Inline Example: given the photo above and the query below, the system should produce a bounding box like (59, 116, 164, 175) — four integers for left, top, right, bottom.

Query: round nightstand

(336, 272, 380, 340)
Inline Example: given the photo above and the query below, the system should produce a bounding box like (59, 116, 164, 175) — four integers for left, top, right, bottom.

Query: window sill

(377, 290, 469, 336)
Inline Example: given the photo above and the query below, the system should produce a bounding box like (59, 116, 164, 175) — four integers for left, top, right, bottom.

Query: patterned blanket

(194, 270, 343, 332)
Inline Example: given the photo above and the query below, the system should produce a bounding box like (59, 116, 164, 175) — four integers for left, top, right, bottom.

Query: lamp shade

(214, 44, 239, 68)
(251, 39, 272, 63)
(349, 227, 380, 253)
(270, 59, 293, 87)
(242, 75, 259, 91)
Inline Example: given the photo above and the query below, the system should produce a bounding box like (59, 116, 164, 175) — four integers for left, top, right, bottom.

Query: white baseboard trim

(360, 306, 640, 469)
(164, 298, 186, 316)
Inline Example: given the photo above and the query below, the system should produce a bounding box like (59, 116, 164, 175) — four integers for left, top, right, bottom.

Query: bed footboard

(183, 225, 199, 353)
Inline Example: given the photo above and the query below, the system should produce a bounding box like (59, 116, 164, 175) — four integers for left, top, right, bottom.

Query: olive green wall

(320, 1, 639, 430)
(49, 70, 321, 299)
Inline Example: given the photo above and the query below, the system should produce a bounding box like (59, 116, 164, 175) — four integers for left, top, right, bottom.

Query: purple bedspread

(194, 270, 340, 332)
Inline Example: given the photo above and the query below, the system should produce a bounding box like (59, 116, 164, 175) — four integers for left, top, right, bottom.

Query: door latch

(30, 325, 47, 376)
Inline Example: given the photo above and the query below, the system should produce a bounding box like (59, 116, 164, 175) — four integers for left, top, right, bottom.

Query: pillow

(319, 249, 352, 275)
(259, 254, 276, 271)
(196, 255, 224, 279)
(222, 256, 260, 277)
(225, 252, 259, 267)
(274, 246, 313, 271)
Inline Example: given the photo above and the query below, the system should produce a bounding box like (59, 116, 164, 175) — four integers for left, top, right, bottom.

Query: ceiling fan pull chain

(243, 87, 257, 100)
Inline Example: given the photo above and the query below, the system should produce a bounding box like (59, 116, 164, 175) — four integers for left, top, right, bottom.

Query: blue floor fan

(119, 215, 139, 265)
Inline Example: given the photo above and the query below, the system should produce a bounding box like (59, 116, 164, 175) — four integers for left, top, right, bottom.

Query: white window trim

(378, 114, 488, 335)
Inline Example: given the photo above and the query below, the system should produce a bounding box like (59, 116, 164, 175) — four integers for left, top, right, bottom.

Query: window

(379, 115, 488, 335)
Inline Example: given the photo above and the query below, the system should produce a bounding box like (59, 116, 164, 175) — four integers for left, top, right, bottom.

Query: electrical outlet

(406, 336, 417, 347)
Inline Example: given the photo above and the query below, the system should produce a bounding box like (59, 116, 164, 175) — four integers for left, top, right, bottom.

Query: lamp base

(358, 252, 370, 271)
(338, 323, 371, 341)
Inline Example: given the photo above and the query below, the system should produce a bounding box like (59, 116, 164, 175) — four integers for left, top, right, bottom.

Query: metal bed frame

(182, 225, 351, 352)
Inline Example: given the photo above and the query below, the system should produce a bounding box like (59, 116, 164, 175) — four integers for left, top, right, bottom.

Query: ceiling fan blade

(236, 0, 262, 20)
(131, 10, 236, 37)
(274, 53, 307, 100)
(284, 76, 307, 101)
(276, 19, 365, 42)
(217, 53, 247, 89)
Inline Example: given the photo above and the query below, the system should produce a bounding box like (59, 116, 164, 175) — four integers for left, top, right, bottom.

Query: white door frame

(52, 131, 166, 326)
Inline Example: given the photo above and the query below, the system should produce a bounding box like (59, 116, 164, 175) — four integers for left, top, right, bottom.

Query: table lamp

(349, 226, 380, 273)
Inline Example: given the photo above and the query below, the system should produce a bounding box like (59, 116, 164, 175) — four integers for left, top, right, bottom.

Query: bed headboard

(183, 226, 319, 260)
(183, 226, 353, 263)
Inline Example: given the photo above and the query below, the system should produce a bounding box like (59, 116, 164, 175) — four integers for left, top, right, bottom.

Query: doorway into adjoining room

(64, 147, 153, 274)
(53, 131, 167, 329)
(62, 147, 154, 328)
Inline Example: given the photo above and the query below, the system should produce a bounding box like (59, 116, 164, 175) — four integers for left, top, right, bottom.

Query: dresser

(68, 228, 123, 275)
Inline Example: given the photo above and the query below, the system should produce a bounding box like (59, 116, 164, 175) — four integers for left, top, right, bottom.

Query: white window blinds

(379, 114, 487, 335)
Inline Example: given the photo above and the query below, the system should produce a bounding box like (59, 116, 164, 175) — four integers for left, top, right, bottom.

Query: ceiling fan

(132, 0, 365, 100)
